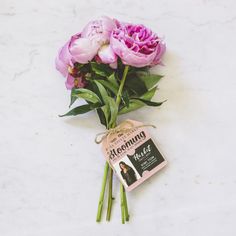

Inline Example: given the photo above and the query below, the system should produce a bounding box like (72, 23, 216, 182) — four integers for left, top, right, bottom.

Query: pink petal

(109, 61, 118, 69)
(151, 42, 166, 66)
(55, 41, 72, 77)
(70, 37, 99, 64)
(65, 74, 75, 90)
(98, 44, 117, 64)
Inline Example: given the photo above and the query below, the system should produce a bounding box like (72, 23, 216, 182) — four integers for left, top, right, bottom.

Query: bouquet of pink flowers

(56, 16, 166, 223)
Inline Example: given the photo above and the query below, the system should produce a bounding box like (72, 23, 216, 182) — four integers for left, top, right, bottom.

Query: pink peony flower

(55, 33, 99, 70)
(56, 17, 118, 87)
(55, 33, 98, 89)
(69, 34, 100, 64)
(81, 16, 118, 67)
(81, 16, 116, 45)
(110, 23, 166, 67)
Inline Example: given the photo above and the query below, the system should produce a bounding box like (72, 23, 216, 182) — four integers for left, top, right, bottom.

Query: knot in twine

(95, 120, 156, 144)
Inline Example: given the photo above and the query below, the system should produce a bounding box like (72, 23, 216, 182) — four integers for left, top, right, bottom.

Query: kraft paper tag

(101, 119, 167, 191)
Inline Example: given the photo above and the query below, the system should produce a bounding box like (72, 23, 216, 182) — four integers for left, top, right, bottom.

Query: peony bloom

(55, 17, 118, 88)
(110, 23, 166, 67)
(81, 16, 116, 45)
(55, 33, 98, 89)
(81, 16, 118, 67)
(69, 34, 100, 64)
(55, 33, 99, 70)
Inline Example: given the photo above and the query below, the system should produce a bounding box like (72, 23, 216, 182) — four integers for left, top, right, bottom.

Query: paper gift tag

(101, 119, 167, 191)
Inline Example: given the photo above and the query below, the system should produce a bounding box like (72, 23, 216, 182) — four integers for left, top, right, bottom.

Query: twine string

(95, 120, 156, 144)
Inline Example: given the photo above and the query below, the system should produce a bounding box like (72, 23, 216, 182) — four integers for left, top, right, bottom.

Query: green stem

(115, 65, 130, 223)
(96, 162, 109, 222)
(106, 167, 113, 221)
(116, 65, 129, 105)
(105, 121, 115, 221)
(123, 186, 129, 221)
(120, 182, 125, 224)
(96, 65, 130, 223)
(105, 65, 130, 222)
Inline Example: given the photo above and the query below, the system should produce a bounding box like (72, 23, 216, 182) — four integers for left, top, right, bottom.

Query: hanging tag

(101, 119, 167, 191)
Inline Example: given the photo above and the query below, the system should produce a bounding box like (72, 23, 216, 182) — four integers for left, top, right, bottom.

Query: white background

(0, 0, 236, 235)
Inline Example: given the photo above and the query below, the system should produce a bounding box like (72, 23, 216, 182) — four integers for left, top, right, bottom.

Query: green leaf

(101, 104, 110, 127)
(118, 100, 143, 115)
(95, 95, 118, 128)
(121, 90, 130, 108)
(125, 74, 148, 95)
(94, 80, 109, 104)
(118, 87, 157, 115)
(90, 62, 113, 77)
(74, 62, 85, 70)
(96, 108, 107, 127)
(108, 73, 119, 87)
(132, 98, 165, 106)
(97, 79, 118, 95)
(72, 88, 101, 104)
(97, 97, 118, 128)
(59, 103, 100, 117)
(138, 73, 163, 89)
(140, 86, 157, 100)
(69, 88, 77, 107)
(74, 63, 91, 74)
(107, 97, 118, 127)
(94, 80, 118, 127)
(129, 66, 149, 74)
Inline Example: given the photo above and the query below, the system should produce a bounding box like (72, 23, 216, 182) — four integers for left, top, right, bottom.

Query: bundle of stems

(96, 66, 130, 223)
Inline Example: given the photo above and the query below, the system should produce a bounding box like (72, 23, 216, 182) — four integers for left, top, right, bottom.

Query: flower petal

(55, 41, 72, 77)
(65, 74, 75, 90)
(81, 16, 116, 45)
(70, 37, 100, 64)
(98, 44, 117, 64)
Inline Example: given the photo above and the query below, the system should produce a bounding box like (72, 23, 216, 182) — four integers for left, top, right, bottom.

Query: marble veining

(0, 0, 236, 235)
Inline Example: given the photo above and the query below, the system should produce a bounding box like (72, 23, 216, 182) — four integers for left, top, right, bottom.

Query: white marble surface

(1, 0, 236, 235)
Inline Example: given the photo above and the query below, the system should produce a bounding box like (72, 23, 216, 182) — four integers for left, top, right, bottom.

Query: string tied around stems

(95, 120, 156, 145)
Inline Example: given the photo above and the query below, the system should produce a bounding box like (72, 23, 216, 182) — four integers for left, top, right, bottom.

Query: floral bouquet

(55, 16, 166, 223)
